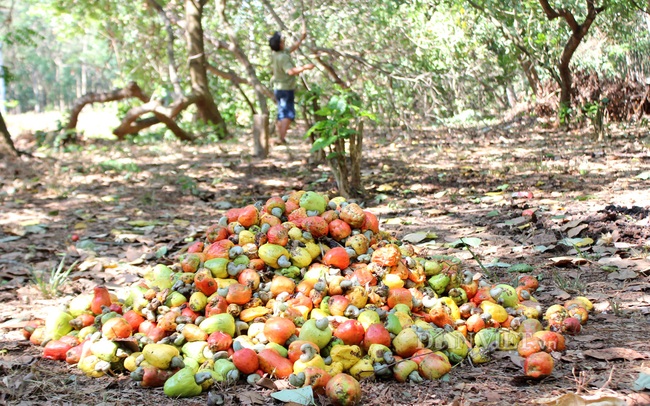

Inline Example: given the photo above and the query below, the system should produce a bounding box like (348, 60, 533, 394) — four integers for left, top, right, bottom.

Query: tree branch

(539, 0, 605, 33)
(65, 82, 150, 130)
(260, 0, 355, 89)
(314, 55, 347, 88)
(311, 47, 392, 76)
(113, 95, 199, 141)
(0, 111, 19, 158)
(538, 0, 561, 20)
(260, 0, 289, 31)
(205, 64, 250, 86)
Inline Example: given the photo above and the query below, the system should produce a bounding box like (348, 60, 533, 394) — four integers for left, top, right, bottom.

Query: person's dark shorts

(275, 90, 295, 121)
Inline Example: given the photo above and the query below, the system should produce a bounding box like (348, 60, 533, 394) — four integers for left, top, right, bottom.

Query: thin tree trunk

(309, 96, 325, 162)
(349, 120, 363, 195)
(519, 57, 541, 96)
(0, 111, 18, 158)
(253, 114, 269, 157)
(215, 0, 271, 155)
(32, 74, 42, 113)
(54, 59, 65, 111)
(185, 0, 228, 136)
(146, 0, 183, 97)
(329, 136, 350, 198)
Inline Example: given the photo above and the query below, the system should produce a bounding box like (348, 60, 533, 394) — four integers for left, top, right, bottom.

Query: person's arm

(288, 32, 306, 53)
(280, 52, 314, 76)
(288, 22, 308, 53)
(287, 63, 315, 76)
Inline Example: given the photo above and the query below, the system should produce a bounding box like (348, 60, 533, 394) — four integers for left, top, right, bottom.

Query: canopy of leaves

(3, 0, 650, 128)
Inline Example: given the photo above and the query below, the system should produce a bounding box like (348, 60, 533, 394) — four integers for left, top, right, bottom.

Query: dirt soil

(0, 117, 649, 406)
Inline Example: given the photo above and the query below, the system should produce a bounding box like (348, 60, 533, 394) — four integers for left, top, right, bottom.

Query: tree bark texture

(308, 96, 326, 162)
(185, 0, 228, 136)
(216, 0, 273, 114)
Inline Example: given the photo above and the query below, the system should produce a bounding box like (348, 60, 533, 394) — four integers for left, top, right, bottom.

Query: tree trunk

(0, 111, 18, 158)
(349, 120, 363, 195)
(330, 158, 350, 199)
(539, 0, 605, 109)
(185, 0, 228, 136)
(329, 137, 350, 198)
(253, 114, 269, 157)
(309, 96, 326, 162)
(519, 56, 541, 96)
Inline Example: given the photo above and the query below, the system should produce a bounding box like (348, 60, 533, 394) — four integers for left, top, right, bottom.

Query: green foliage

(4, 0, 650, 134)
(582, 100, 605, 121)
(34, 123, 80, 151)
(581, 97, 610, 135)
(559, 104, 574, 126)
(125, 131, 167, 145)
(305, 88, 375, 158)
(2, 27, 40, 48)
(98, 159, 141, 174)
(3, 0, 118, 112)
(0, 65, 15, 85)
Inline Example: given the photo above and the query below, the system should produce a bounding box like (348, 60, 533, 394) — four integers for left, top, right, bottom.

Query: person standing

(269, 31, 315, 144)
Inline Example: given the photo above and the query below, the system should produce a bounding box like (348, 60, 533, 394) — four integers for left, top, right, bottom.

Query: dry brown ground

(0, 113, 649, 405)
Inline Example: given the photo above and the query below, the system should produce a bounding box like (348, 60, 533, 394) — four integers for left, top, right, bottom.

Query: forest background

(0, 1, 649, 405)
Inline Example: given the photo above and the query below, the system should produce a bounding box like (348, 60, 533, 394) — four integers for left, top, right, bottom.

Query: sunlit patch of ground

(6, 107, 121, 140)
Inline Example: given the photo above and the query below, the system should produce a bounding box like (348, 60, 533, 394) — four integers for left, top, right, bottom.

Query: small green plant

(559, 104, 573, 126)
(31, 255, 77, 298)
(582, 98, 609, 139)
(175, 175, 199, 195)
(34, 129, 78, 150)
(460, 238, 493, 280)
(126, 130, 167, 144)
(304, 88, 376, 197)
(306, 90, 365, 155)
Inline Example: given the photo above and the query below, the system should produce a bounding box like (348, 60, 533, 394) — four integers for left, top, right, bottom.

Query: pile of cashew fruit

(23, 191, 593, 405)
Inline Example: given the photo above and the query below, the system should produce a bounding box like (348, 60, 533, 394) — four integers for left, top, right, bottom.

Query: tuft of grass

(31, 255, 77, 298)
(98, 159, 141, 174)
(551, 270, 585, 294)
(608, 298, 623, 316)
